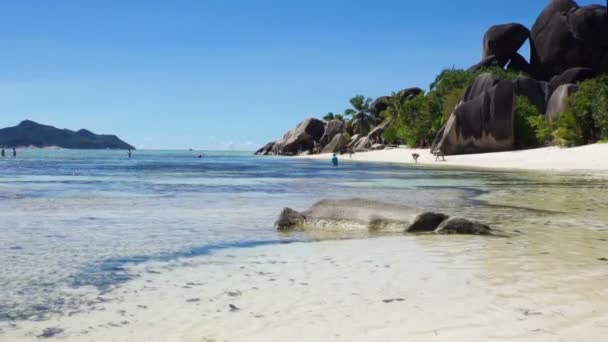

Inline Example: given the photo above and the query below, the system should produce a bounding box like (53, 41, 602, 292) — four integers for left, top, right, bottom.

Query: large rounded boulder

(530, 0, 608, 80)
(255, 118, 325, 156)
(512, 76, 551, 114)
(370, 96, 391, 116)
(548, 67, 596, 92)
(483, 23, 530, 63)
(545, 84, 578, 122)
(433, 74, 515, 155)
(321, 134, 347, 154)
(319, 120, 345, 147)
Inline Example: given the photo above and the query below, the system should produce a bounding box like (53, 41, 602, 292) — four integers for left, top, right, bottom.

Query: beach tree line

(322, 68, 608, 149)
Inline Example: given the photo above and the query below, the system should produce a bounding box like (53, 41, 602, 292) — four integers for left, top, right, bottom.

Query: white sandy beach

(301, 144, 608, 173)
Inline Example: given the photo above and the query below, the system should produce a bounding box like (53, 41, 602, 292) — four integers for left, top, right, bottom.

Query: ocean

(1, 150, 607, 327)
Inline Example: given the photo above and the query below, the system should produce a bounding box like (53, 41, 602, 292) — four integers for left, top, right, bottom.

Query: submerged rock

(434, 217, 492, 235)
(406, 212, 450, 233)
(275, 198, 497, 236)
(275, 207, 307, 230)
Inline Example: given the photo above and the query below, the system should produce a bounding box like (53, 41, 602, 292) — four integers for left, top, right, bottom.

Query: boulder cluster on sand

(275, 198, 495, 236)
(431, 0, 607, 155)
(256, 0, 607, 156)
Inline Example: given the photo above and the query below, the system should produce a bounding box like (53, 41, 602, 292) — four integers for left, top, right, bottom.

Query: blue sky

(0, 0, 599, 150)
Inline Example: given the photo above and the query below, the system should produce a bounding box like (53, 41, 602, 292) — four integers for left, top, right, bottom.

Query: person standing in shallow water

(331, 153, 338, 167)
(1, 149, 5, 158)
(12, 148, 16, 158)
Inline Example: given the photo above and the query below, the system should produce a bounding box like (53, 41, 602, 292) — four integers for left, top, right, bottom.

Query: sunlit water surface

(0, 150, 607, 327)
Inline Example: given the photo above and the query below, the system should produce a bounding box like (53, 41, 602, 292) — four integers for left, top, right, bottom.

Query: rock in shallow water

(275, 198, 497, 236)
(434, 217, 492, 235)
(406, 212, 450, 233)
(275, 207, 307, 230)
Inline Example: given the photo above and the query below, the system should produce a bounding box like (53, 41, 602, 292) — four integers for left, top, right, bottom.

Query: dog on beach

(412, 153, 420, 163)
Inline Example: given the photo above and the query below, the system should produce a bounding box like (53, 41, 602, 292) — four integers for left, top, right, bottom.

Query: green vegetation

(381, 67, 525, 147)
(344, 95, 376, 136)
(323, 112, 345, 122)
(319, 67, 606, 150)
(513, 96, 545, 148)
(553, 75, 608, 146)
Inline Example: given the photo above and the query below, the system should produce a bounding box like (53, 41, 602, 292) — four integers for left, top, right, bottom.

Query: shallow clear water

(0, 150, 607, 324)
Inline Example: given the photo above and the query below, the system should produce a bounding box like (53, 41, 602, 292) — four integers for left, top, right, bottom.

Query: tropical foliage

(318, 67, 606, 151)
(344, 95, 376, 136)
(553, 75, 608, 146)
(323, 112, 345, 122)
(380, 66, 527, 147)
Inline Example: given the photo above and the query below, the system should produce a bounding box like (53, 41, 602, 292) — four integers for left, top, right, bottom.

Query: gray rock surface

(530, 0, 608, 80)
(275, 208, 307, 230)
(319, 120, 345, 147)
(512, 76, 551, 114)
(483, 23, 530, 63)
(434, 217, 492, 235)
(406, 212, 450, 233)
(321, 134, 347, 154)
(275, 198, 497, 236)
(433, 75, 515, 155)
(545, 84, 578, 122)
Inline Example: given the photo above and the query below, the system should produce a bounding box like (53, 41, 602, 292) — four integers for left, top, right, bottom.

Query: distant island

(0, 120, 135, 150)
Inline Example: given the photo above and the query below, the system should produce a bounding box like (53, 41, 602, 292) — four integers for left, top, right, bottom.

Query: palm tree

(345, 95, 375, 136)
(322, 112, 345, 122)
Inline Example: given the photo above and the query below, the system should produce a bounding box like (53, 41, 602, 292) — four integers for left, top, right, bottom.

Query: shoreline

(297, 143, 608, 174)
(4, 234, 607, 341)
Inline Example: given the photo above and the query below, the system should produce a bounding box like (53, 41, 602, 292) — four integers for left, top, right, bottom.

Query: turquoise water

(0, 150, 606, 323)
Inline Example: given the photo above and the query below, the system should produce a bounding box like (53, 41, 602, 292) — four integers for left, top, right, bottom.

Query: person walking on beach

(12, 148, 16, 158)
(331, 153, 339, 167)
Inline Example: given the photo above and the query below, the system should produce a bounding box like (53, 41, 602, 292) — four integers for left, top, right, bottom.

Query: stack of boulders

(255, 118, 348, 156)
(258, 0, 607, 157)
(432, 0, 607, 155)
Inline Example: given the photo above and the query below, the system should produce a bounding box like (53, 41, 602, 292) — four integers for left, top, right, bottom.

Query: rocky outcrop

(548, 67, 596, 92)
(275, 208, 307, 230)
(530, 0, 608, 80)
(467, 55, 506, 73)
(367, 121, 388, 145)
(280, 118, 325, 155)
(353, 136, 372, 150)
(370, 96, 391, 116)
(256, 118, 325, 156)
(506, 53, 532, 75)
(275, 198, 498, 236)
(321, 134, 347, 154)
(319, 120, 345, 146)
(406, 212, 450, 233)
(398, 87, 423, 99)
(512, 76, 551, 114)
(0, 120, 135, 150)
(433, 74, 515, 155)
(254, 142, 277, 156)
(545, 84, 578, 122)
(434, 217, 492, 235)
(483, 23, 530, 64)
